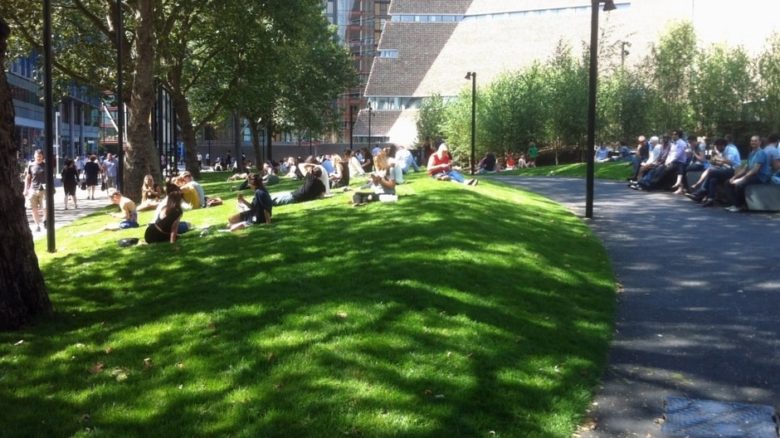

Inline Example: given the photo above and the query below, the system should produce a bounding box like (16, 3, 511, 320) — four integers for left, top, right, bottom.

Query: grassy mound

(507, 161, 632, 180)
(2, 172, 615, 437)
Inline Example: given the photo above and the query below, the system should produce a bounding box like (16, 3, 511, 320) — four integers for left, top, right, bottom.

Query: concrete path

(27, 180, 112, 240)
(496, 176, 780, 437)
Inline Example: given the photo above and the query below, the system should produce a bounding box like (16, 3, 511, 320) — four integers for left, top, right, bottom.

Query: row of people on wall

(627, 131, 780, 212)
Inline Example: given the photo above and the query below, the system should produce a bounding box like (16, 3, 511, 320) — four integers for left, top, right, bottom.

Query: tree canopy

(428, 22, 780, 164)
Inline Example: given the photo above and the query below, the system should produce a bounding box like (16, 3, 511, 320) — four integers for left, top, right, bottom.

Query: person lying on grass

(352, 149, 397, 206)
(104, 190, 139, 230)
(227, 174, 272, 231)
(272, 166, 327, 206)
(144, 184, 184, 244)
(298, 156, 332, 197)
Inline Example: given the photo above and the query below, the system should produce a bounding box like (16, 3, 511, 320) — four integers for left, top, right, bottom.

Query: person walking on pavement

(83, 154, 101, 200)
(61, 158, 79, 210)
(23, 149, 48, 232)
(102, 153, 118, 189)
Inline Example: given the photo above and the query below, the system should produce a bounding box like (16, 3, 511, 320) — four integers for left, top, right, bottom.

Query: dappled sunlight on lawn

(2, 173, 616, 437)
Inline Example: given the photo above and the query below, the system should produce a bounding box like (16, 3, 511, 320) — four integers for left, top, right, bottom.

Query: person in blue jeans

(725, 135, 771, 212)
(771, 156, 780, 185)
(105, 190, 139, 230)
(687, 138, 741, 206)
(272, 167, 326, 205)
(427, 143, 477, 186)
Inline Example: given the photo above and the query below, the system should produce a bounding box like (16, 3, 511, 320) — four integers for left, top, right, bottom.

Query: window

(379, 49, 398, 58)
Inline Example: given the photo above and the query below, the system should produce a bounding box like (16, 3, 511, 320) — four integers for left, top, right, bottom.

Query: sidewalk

(27, 179, 112, 240)
(496, 176, 779, 437)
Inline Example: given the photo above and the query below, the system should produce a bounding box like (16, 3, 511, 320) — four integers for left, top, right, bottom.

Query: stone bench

(685, 170, 780, 211)
(746, 184, 780, 212)
(685, 170, 703, 188)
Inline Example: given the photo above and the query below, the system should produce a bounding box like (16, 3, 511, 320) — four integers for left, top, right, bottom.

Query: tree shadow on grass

(2, 180, 616, 437)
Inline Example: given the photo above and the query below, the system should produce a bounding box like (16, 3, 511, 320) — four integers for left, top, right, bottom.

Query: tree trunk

(123, 0, 160, 202)
(265, 119, 274, 162)
(172, 91, 200, 179)
(0, 19, 51, 330)
(248, 118, 263, 167)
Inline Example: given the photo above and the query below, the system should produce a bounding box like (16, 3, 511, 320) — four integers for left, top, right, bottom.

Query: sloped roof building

(353, 0, 778, 147)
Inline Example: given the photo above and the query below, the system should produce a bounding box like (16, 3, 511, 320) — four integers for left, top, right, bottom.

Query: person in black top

(83, 155, 101, 200)
(144, 184, 184, 244)
(272, 167, 326, 205)
(477, 152, 497, 174)
(228, 174, 273, 231)
(61, 158, 79, 209)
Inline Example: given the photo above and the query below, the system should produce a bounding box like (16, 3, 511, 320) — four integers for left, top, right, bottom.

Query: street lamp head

(602, 0, 617, 11)
(465, 72, 472, 80)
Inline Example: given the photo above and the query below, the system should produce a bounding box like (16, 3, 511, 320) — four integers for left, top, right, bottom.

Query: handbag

(81, 181, 87, 191)
(101, 180, 107, 191)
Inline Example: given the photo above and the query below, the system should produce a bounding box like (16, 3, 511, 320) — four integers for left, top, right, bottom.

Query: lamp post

(116, 0, 124, 192)
(585, 0, 616, 219)
(465, 72, 477, 175)
(43, 0, 55, 252)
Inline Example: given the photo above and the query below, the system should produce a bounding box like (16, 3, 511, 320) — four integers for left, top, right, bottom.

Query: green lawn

(2, 171, 616, 437)
(506, 161, 632, 180)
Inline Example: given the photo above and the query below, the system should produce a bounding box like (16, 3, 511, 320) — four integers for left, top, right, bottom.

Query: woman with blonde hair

(352, 149, 397, 206)
(137, 174, 162, 211)
(427, 143, 476, 185)
(330, 154, 350, 188)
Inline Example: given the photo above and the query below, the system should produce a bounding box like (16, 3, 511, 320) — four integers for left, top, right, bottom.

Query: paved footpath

(496, 176, 779, 437)
(27, 180, 112, 240)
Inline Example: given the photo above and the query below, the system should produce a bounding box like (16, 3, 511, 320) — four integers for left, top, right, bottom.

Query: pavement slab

(26, 184, 113, 240)
(496, 176, 780, 438)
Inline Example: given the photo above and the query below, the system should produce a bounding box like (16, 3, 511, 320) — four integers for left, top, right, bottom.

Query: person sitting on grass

(105, 190, 139, 230)
(284, 157, 303, 179)
(173, 174, 200, 209)
(272, 166, 327, 206)
(330, 154, 350, 189)
(262, 162, 280, 186)
(144, 185, 184, 244)
(595, 144, 611, 163)
(228, 174, 272, 231)
(181, 171, 205, 206)
(427, 143, 477, 185)
(477, 152, 497, 174)
(516, 153, 527, 169)
(137, 174, 162, 211)
(505, 152, 517, 170)
(352, 149, 397, 206)
(347, 149, 366, 178)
